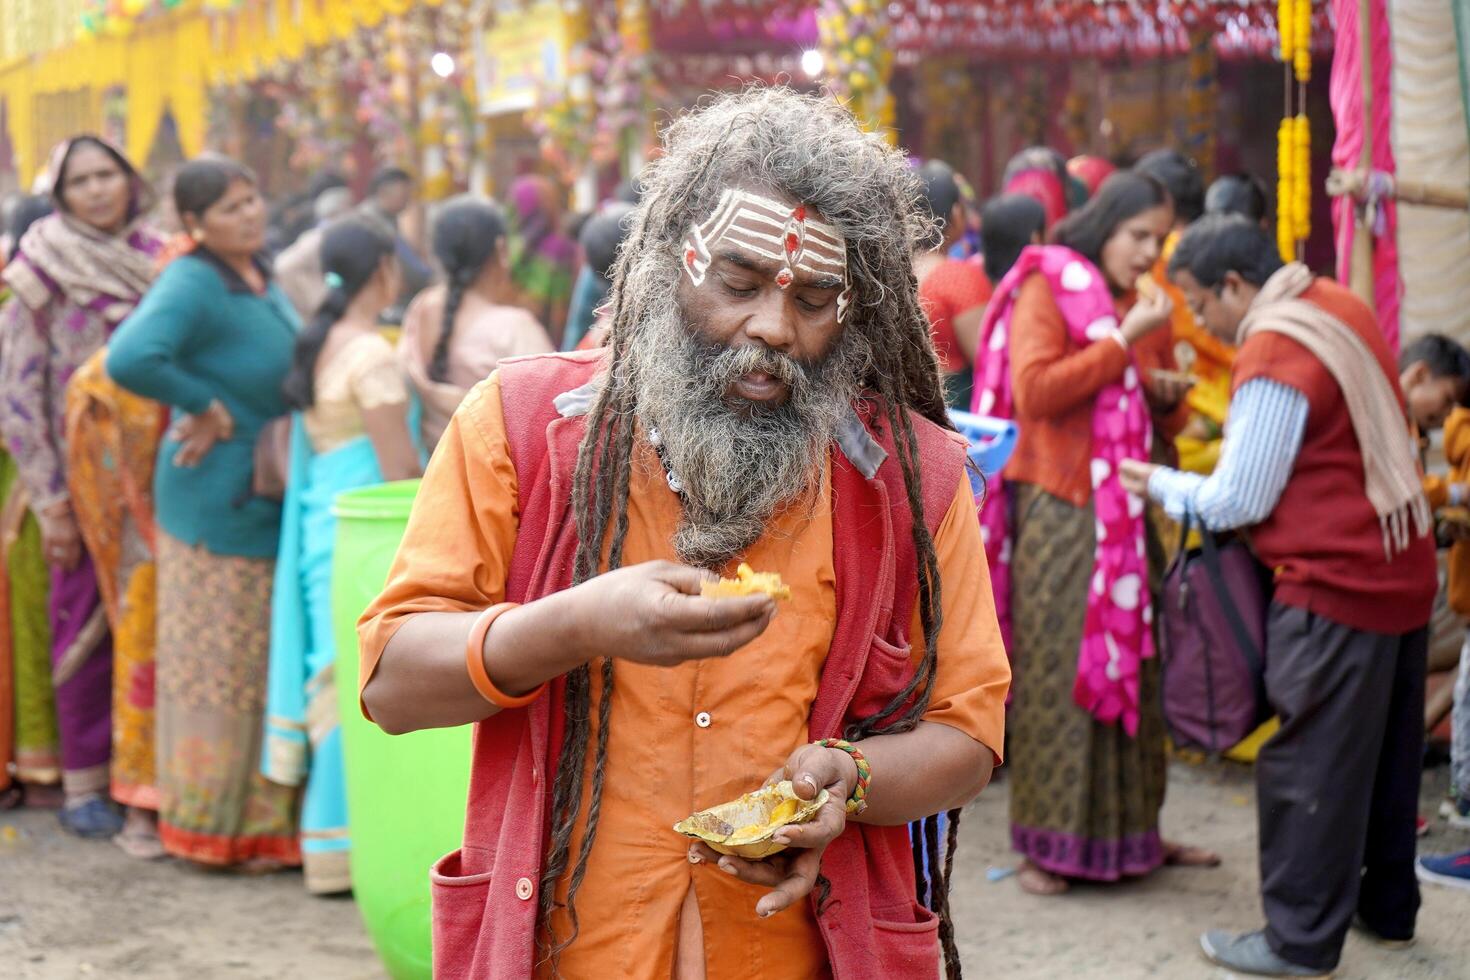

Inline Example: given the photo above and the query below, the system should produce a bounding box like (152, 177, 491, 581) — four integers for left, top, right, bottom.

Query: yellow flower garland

(1276, 0, 1313, 259)
(1277, 117, 1296, 260)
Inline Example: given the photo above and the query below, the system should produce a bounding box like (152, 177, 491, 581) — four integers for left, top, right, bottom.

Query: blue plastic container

(947, 409, 1019, 494)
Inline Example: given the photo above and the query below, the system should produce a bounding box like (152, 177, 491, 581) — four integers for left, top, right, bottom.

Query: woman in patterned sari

(65, 351, 168, 856)
(267, 215, 420, 893)
(0, 137, 163, 836)
(107, 156, 301, 870)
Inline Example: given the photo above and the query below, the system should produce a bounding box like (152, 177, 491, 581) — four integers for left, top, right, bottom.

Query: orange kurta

(359, 373, 1011, 980)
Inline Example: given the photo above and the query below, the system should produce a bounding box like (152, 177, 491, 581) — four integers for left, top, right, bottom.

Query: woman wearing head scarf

(1067, 155, 1118, 201)
(400, 196, 553, 449)
(972, 172, 1218, 895)
(107, 156, 301, 871)
(0, 136, 164, 838)
(1002, 146, 1072, 232)
(506, 175, 577, 347)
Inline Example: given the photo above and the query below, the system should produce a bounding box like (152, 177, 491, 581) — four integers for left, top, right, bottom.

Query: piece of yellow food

(700, 563, 792, 602)
(1441, 506, 1470, 527)
(673, 780, 828, 859)
(1136, 273, 1159, 299)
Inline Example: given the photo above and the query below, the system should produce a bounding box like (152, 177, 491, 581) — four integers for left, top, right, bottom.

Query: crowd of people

(0, 136, 580, 890)
(2, 84, 1469, 979)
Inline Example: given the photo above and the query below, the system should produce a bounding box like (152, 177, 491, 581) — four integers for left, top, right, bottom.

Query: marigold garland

(1276, 0, 1313, 260)
(1277, 117, 1296, 260)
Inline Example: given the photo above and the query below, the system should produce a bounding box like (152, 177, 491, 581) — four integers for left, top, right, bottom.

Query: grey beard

(631, 301, 867, 569)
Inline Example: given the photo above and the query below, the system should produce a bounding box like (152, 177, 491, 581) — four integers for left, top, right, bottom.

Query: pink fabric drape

(1330, 0, 1401, 350)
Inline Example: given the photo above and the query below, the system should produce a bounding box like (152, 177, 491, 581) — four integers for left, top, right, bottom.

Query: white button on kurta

(695, 711, 711, 728)
(515, 877, 533, 900)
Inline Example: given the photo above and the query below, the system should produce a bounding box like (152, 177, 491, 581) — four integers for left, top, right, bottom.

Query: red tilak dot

(685, 248, 696, 266)
(775, 269, 794, 288)
(785, 233, 800, 256)
(793, 206, 807, 221)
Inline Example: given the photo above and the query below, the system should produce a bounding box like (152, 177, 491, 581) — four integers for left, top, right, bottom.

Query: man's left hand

(1118, 458, 1159, 498)
(688, 743, 857, 918)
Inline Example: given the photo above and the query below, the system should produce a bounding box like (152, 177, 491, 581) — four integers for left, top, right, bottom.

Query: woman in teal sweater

(107, 156, 302, 871)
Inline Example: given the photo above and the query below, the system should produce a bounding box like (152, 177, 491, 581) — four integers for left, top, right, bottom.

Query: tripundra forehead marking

(682, 188, 853, 321)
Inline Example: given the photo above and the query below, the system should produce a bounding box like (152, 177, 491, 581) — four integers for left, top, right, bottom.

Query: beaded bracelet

(813, 738, 870, 815)
(465, 603, 546, 709)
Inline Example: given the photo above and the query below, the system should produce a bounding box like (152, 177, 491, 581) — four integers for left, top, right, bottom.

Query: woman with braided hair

(265, 214, 421, 894)
(398, 195, 553, 449)
(358, 88, 1009, 979)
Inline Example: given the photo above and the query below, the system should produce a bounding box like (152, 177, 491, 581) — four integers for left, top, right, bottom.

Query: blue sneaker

(1416, 849, 1470, 891)
(57, 793, 124, 839)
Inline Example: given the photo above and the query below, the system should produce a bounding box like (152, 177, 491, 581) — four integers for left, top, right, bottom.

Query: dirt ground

(4, 759, 1470, 979)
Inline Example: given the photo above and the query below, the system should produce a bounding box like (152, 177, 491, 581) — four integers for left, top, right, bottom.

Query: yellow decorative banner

(476, 1, 573, 116)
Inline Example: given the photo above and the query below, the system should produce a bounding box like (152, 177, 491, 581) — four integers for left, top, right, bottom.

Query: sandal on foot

(58, 794, 124, 839)
(113, 828, 167, 860)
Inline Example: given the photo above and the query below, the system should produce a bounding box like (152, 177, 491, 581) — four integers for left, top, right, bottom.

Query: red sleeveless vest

(1231, 279, 1436, 634)
(429, 350, 968, 978)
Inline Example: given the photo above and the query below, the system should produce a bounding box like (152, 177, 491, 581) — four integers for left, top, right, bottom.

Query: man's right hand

(368, 559, 779, 733)
(570, 560, 777, 668)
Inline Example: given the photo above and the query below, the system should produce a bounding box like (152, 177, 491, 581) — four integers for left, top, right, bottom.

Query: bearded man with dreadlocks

(358, 88, 1010, 980)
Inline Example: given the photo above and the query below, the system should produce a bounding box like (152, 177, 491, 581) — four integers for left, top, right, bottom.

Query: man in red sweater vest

(356, 89, 1010, 979)
(1122, 216, 1437, 978)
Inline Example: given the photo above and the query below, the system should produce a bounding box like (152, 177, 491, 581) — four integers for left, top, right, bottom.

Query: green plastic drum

(331, 480, 472, 980)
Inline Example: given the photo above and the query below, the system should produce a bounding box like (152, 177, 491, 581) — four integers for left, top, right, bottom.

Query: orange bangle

(465, 603, 545, 709)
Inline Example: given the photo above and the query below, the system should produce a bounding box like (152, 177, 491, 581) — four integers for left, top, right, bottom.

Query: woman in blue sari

(265, 215, 422, 894)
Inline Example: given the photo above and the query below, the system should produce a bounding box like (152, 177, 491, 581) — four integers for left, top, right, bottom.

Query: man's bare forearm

(362, 589, 593, 735)
(362, 562, 775, 735)
(852, 721, 995, 826)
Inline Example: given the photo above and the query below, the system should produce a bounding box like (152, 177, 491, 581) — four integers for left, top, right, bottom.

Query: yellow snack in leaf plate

(674, 780, 828, 859)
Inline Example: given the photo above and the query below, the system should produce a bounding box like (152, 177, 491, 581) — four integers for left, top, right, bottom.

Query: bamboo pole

(1348, 0, 1377, 311)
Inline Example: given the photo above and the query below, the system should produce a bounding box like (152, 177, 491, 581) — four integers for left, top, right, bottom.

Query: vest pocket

(847, 635, 918, 723)
(870, 901, 942, 976)
(430, 848, 494, 976)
